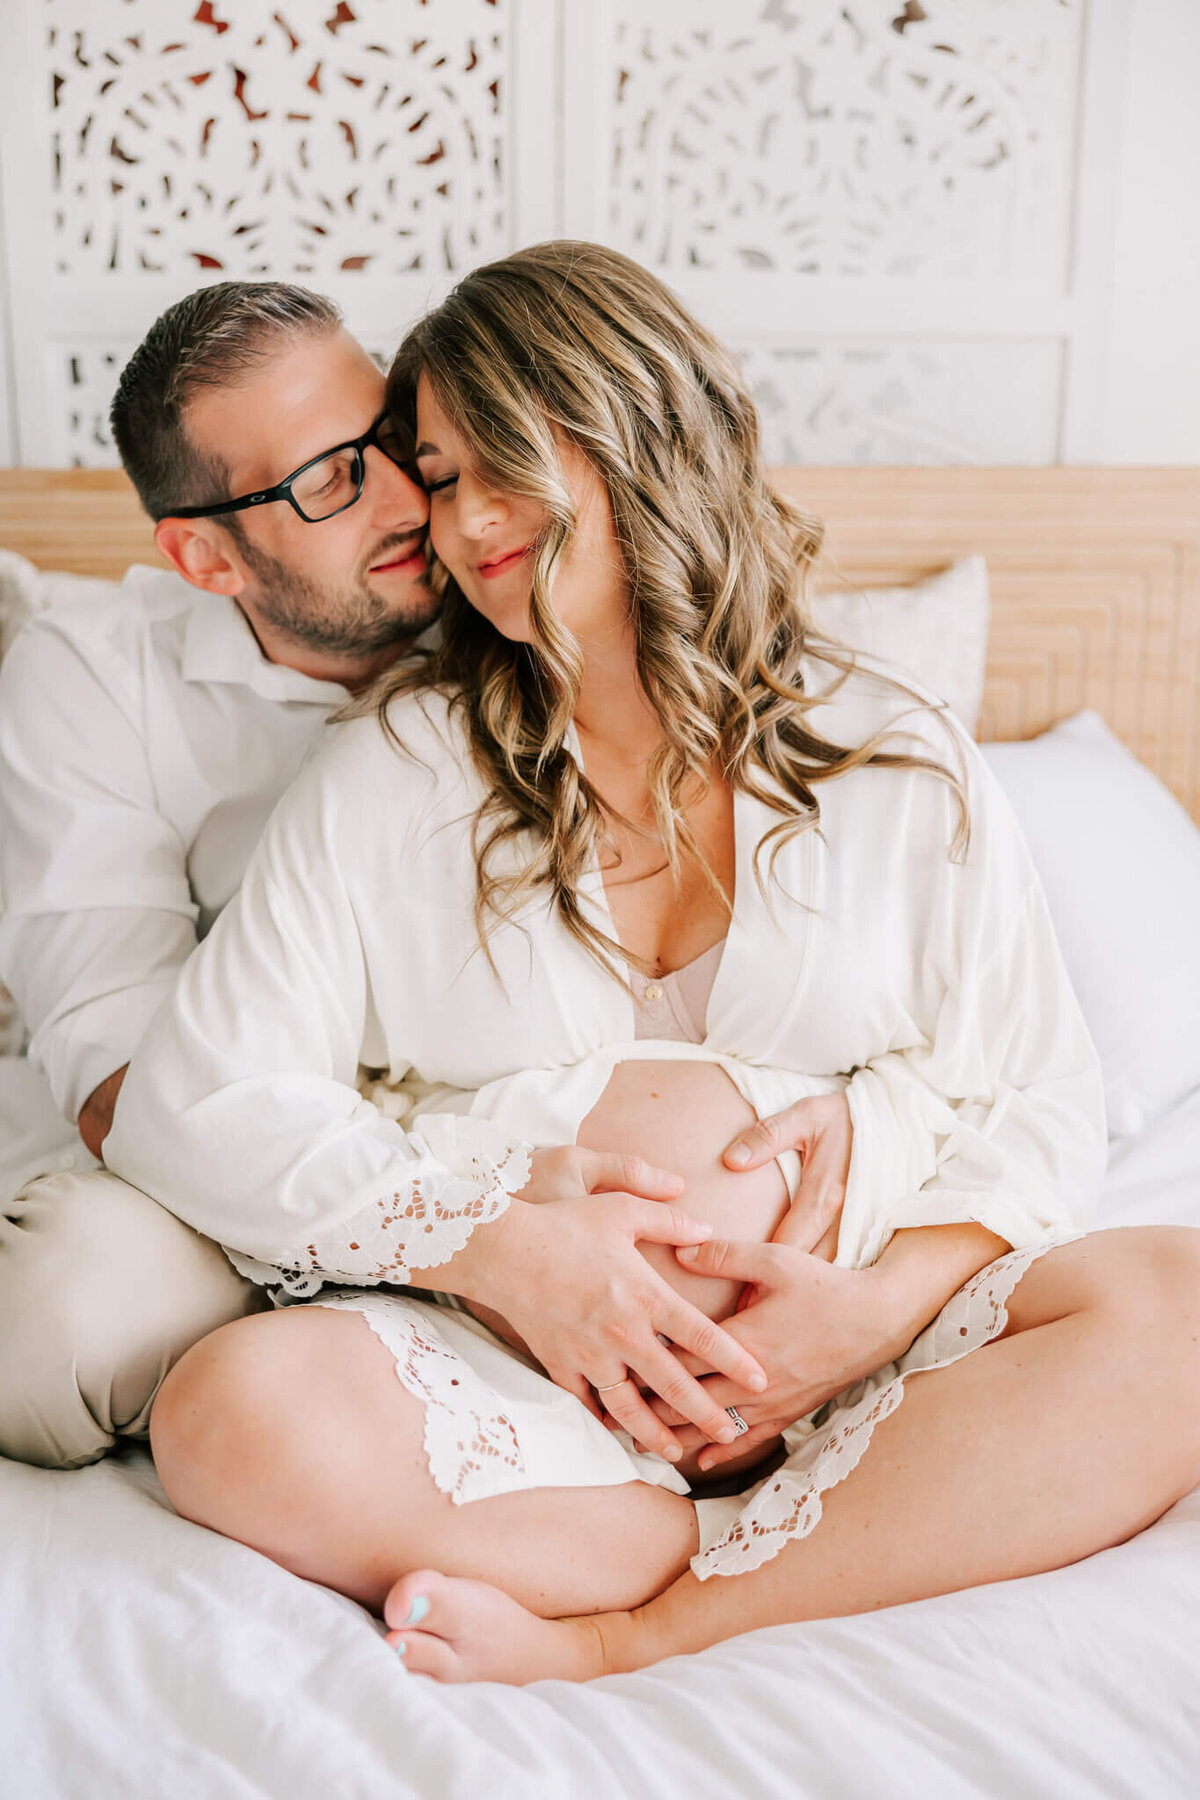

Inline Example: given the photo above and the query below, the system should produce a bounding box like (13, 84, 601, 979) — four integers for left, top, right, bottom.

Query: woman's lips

(476, 544, 532, 581)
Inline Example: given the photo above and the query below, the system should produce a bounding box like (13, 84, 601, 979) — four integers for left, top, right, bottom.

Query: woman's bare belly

(464, 1059, 789, 1338)
(455, 1060, 796, 1484)
(577, 1059, 790, 1318)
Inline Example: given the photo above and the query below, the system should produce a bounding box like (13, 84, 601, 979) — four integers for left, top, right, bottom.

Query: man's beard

(238, 531, 441, 656)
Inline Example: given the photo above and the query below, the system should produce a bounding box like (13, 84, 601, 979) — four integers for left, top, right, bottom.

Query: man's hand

(723, 1091, 852, 1260)
(462, 1146, 769, 1464)
(79, 1064, 128, 1160)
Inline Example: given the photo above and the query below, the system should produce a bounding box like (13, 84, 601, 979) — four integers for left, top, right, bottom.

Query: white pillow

(982, 711, 1200, 1140)
(811, 555, 990, 734)
(0, 550, 121, 658)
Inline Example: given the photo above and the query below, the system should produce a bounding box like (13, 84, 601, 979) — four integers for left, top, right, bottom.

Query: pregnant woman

(106, 241, 1200, 1685)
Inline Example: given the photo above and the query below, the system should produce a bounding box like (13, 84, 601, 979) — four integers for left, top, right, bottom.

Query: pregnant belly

(462, 1058, 791, 1357)
(575, 1058, 790, 1322)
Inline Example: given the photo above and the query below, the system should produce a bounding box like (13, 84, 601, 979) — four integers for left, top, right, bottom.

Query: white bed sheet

(2, 1066, 1199, 1800)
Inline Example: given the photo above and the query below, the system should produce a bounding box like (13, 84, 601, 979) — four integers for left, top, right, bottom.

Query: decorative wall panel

(47, 0, 508, 281)
(605, 0, 1081, 282)
(739, 338, 1062, 465)
(0, 0, 1125, 469)
(49, 337, 395, 467)
(54, 345, 129, 466)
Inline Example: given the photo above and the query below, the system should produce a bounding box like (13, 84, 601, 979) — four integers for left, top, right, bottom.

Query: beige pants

(0, 1165, 267, 1469)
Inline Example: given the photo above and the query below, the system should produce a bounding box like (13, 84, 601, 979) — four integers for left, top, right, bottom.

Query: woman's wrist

(869, 1222, 1011, 1360)
(406, 1192, 531, 1305)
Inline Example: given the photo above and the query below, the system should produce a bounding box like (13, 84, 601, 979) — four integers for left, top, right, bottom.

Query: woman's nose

(456, 473, 509, 536)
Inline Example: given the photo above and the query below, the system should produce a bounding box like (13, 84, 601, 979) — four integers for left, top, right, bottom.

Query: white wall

(1102, 0, 1200, 463)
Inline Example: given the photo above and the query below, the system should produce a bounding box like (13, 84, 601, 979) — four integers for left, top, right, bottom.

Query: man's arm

(0, 613, 200, 1128)
(78, 1064, 129, 1160)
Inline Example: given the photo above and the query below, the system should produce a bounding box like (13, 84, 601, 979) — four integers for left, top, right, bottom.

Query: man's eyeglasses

(167, 412, 410, 524)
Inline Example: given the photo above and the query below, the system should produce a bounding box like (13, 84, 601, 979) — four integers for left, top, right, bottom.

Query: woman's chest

(589, 763, 736, 974)
(351, 776, 940, 1087)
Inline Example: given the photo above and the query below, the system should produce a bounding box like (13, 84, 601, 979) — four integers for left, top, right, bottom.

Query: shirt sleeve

(836, 737, 1107, 1268)
(0, 616, 200, 1120)
(103, 748, 531, 1298)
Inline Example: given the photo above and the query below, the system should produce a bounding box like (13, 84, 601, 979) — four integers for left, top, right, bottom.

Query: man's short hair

(110, 281, 343, 522)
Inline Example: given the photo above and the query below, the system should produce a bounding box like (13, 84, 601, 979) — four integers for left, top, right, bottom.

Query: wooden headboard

(2, 465, 1199, 823)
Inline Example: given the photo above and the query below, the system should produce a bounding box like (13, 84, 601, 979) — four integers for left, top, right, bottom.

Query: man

(0, 281, 439, 1468)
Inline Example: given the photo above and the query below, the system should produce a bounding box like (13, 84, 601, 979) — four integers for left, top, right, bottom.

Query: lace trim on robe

(223, 1115, 531, 1302)
(691, 1230, 1083, 1579)
(313, 1294, 526, 1503)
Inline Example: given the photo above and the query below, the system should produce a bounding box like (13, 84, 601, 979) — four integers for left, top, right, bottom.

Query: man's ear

(154, 518, 246, 596)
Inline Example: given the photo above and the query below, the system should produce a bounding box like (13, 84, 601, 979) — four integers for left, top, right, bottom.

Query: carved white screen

(0, 0, 1124, 469)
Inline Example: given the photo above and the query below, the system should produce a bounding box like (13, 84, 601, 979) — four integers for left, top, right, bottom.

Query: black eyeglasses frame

(164, 411, 405, 524)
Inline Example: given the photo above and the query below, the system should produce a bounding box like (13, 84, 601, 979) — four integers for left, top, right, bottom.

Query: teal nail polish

(394, 1640, 407, 1658)
(403, 1594, 430, 1628)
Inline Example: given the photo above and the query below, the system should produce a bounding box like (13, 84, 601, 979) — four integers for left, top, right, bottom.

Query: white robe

(104, 656, 1107, 1577)
(106, 656, 1106, 1293)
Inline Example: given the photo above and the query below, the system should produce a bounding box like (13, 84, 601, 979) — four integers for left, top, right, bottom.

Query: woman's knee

(1117, 1227, 1200, 1358)
(1081, 1227, 1200, 1325)
(151, 1310, 292, 1497)
(149, 1306, 370, 1520)
(1015, 1228, 1200, 1401)
(1009, 1227, 1200, 1326)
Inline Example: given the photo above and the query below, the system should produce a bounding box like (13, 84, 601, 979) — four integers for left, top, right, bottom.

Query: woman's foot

(383, 1569, 620, 1685)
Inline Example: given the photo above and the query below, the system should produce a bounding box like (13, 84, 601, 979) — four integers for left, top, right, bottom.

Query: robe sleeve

(103, 745, 530, 1299)
(836, 741, 1106, 1269)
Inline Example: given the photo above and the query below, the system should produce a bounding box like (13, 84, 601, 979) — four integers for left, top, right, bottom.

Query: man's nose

(364, 446, 429, 526)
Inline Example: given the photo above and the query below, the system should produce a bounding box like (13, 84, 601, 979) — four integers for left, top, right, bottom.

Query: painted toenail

(394, 1640, 407, 1658)
(403, 1595, 430, 1627)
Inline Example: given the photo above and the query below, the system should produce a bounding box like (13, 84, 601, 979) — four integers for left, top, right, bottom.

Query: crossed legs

(150, 1227, 1200, 1684)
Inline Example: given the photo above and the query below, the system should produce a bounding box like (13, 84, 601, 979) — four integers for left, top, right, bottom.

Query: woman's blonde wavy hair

(375, 240, 967, 977)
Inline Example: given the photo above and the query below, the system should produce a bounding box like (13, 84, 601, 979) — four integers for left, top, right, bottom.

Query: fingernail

(676, 1245, 699, 1263)
(663, 1443, 682, 1462)
(394, 1640, 408, 1659)
(718, 1427, 738, 1444)
(726, 1144, 751, 1167)
(748, 1371, 768, 1392)
(403, 1595, 430, 1627)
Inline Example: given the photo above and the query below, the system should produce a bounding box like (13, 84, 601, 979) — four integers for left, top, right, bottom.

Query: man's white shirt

(0, 565, 347, 1122)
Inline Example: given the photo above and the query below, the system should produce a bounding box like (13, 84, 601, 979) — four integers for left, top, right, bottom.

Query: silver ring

(725, 1406, 749, 1436)
(595, 1376, 631, 1394)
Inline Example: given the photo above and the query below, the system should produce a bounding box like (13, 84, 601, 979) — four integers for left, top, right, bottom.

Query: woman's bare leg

(381, 1228, 1200, 1682)
(149, 1305, 698, 1619)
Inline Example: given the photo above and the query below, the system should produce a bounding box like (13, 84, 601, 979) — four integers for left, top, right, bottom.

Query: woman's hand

(516, 1144, 684, 1208)
(466, 1148, 769, 1463)
(646, 1236, 910, 1473)
(723, 1091, 853, 1259)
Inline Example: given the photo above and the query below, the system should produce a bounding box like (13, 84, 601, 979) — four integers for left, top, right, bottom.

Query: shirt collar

(181, 592, 350, 705)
